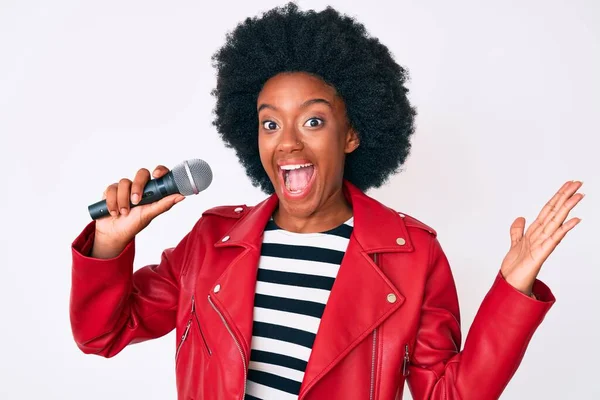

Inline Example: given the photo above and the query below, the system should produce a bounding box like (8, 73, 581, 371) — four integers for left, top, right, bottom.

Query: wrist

(502, 271, 536, 299)
(91, 231, 131, 259)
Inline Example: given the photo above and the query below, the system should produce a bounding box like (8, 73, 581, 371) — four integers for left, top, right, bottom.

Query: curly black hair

(211, 2, 416, 194)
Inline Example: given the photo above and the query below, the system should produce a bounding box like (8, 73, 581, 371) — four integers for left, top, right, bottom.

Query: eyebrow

(257, 98, 333, 113)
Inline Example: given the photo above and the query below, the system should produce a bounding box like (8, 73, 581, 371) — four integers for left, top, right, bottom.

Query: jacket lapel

(208, 194, 278, 357)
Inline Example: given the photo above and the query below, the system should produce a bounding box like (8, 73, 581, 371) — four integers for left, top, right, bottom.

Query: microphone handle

(88, 172, 179, 220)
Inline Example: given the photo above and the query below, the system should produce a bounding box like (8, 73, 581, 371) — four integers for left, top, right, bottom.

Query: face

(257, 72, 359, 218)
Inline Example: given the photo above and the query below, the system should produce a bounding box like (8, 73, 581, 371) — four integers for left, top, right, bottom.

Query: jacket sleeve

(69, 220, 196, 357)
(406, 237, 555, 400)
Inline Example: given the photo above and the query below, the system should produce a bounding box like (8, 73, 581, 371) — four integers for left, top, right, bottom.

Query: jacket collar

(215, 179, 414, 253)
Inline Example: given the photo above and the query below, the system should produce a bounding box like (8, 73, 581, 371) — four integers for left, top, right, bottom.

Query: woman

(70, 3, 584, 399)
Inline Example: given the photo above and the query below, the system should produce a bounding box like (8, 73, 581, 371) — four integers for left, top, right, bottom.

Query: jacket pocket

(191, 295, 212, 356)
(175, 295, 212, 363)
(402, 343, 410, 377)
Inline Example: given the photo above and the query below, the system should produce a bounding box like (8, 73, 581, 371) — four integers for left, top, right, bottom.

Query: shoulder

(186, 204, 253, 242)
(395, 210, 437, 237)
(201, 204, 252, 219)
(352, 183, 437, 238)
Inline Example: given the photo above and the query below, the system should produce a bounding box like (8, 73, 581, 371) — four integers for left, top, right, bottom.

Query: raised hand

(91, 165, 185, 258)
(500, 180, 584, 295)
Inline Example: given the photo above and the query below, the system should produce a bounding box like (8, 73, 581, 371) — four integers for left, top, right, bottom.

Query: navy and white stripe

(244, 217, 354, 400)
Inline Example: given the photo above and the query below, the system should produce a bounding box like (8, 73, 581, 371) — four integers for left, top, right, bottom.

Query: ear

(344, 127, 360, 154)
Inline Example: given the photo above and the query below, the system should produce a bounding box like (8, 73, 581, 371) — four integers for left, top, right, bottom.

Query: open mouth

(279, 163, 315, 196)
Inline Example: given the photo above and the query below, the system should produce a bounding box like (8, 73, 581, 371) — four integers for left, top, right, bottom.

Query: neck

(273, 185, 352, 233)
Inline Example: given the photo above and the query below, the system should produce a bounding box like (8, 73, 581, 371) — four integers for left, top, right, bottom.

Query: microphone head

(171, 159, 213, 196)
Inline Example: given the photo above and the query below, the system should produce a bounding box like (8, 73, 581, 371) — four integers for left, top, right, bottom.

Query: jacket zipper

(370, 328, 377, 400)
(192, 295, 212, 356)
(370, 253, 380, 400)
(175, 319, 192, 362)
(402, 343, 410, 377)
(208, 294, 247, 399)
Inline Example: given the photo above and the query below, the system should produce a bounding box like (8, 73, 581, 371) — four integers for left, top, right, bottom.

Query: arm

(406, 237, 555, 400)
(69, 220, 196, 357)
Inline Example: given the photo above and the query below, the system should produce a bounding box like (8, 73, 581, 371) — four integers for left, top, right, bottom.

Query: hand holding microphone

(89, 159, 212, 258)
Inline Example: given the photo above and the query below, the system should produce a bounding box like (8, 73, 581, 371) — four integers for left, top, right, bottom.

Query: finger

(142, 193, 185, 221)
(525, 180, 572, 237)
(131, 168, 151, 205)
(540, 192, 585, 239)
(152, 165, 170, 179)
(526, 180, 582, 238)
(537, 181, 583, 232)
(541, 217, 582, 254)
(105, 183, 119, 217)
(117, 178, 132, 216)
(509, 217, 526, 247)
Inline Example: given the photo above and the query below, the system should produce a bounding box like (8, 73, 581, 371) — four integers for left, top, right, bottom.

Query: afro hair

(211, 2, 416, 194)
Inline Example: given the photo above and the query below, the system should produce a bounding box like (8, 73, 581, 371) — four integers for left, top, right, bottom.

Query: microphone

(88, 159, 213, 220)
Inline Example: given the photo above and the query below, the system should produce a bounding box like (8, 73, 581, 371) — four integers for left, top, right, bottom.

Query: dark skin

(257, 72, 360, 233)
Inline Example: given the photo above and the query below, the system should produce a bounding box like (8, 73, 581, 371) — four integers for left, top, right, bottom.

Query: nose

(277, 125, 303, 153)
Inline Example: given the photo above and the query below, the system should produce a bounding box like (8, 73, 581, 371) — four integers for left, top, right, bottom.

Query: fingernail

(110, 210, 117, 217)
(175, 196, 185, 203)
(120, 208, 128, 216)
(131, 194, 139, 204)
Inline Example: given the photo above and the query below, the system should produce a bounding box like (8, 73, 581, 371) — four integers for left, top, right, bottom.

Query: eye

(304, 117, 324, 128)
(262, 120, 278, 130)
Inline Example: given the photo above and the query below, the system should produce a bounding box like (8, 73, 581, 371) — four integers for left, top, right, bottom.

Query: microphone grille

(171, 159, 213, 196)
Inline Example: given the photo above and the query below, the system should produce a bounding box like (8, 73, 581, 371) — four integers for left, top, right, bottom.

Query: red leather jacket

(70, 180, 555, 399)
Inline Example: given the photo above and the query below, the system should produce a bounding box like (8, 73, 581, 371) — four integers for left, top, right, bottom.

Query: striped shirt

(244, 217, 354, 400)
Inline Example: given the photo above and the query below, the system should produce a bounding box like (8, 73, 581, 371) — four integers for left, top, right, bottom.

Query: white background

(0, 0, 598, 398)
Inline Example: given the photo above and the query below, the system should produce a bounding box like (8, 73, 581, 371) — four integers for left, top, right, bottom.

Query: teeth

(280, 163, 313, 171)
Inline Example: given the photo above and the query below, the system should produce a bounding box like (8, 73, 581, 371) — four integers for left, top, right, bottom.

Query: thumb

(144, 194, 186, 220)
